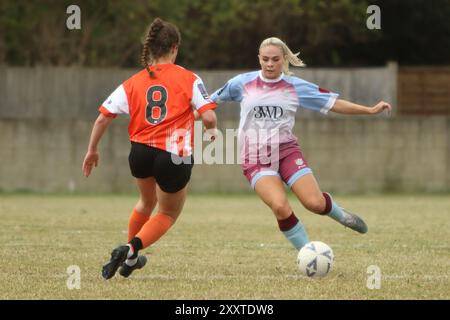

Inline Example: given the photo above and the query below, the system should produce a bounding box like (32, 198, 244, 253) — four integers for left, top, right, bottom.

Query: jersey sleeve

(210, 75, 243, 103)
(294, 78, 339, 114)
(98, 84, 130, 118)
(191, 76, 217, 114)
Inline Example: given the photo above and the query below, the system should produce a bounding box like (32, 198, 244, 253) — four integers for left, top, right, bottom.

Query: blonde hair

(259, 37, 305, 75)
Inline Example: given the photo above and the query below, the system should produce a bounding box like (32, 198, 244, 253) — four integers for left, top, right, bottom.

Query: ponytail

(141, 18, 181, 79)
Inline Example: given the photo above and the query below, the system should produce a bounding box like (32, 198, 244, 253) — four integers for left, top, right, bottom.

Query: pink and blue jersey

(211, 71, 338, 140)
(211, 71, 338, 163)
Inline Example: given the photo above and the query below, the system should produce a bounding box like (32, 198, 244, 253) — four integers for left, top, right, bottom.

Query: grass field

(0, 193, 449, 299)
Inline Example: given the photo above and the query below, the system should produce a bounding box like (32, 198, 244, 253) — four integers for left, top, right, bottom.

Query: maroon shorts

(242, 140, 312, 188)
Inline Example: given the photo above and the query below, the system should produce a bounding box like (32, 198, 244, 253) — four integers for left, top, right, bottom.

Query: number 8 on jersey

(146, 85, 168, 125)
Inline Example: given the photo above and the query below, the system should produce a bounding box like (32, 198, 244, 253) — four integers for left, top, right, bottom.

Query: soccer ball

(297, 241, 334, 278)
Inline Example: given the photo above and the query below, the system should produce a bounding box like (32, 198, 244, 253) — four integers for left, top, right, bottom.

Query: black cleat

(119, 255, 147, 278)
(102, 245, 130, 280)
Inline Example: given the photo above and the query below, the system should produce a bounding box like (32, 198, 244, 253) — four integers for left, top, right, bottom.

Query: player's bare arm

(193, 109, 200, 120)
(200, 109, 217, 129)
(331, 99, 392, 115)
(199, 109, 218, 140)
(82, 113, 114, 177)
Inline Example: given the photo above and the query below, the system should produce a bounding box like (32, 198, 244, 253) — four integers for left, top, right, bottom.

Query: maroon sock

(277, 212, 299, 231)
(322, 192, 333, 215)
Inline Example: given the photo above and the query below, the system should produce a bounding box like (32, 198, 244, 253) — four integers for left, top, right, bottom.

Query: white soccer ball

(297, 241, 334, 278)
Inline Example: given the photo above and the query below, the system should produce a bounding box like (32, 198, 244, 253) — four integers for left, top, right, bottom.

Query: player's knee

(271, 202, 291, 219)
(302, 196, 326, 214)
(138, 198, 156, 214)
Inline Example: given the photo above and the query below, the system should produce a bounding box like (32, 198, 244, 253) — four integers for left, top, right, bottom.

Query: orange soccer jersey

(99, 64, 216, 156)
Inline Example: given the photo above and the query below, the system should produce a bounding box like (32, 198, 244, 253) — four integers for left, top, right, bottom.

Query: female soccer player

(82, 18, 217, 279)
(211, 37, 391, 251)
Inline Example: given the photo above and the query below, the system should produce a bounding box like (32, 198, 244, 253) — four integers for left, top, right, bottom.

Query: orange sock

(135, 213, 175, 248)
(128, 208, 150, 242)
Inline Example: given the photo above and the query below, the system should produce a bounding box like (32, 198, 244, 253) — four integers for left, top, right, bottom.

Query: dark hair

(141, 18, 181, 78)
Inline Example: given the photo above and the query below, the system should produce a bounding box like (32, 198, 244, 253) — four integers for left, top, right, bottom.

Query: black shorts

(128, 142, 194, 193)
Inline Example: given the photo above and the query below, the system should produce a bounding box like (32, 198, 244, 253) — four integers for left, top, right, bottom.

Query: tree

(1, 0, 449, 68)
